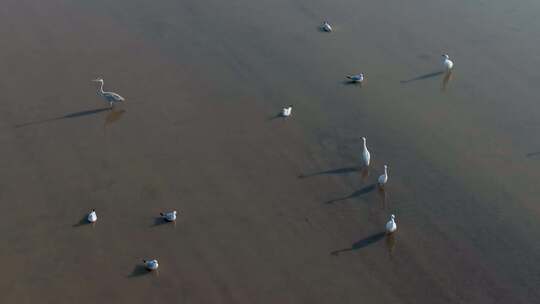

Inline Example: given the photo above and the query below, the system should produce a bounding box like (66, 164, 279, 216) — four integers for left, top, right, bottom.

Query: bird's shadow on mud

(325, 183, 377, 204)
(267, 113, 286, 121)
(72, 215, 91, 228)
(15, 107, 111, 128)
(400, 71, 444, 84)
(341, 80, 363, 87)
(331, 232, 386, 255)
(150, 217, 173, 228)
(127, 264, 152, 278)
(299, 166, 360, 178)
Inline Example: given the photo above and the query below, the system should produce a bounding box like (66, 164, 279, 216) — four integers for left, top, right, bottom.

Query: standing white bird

(386, 214, 397, 234)
(281, 105, 293, 117)
(442, 54, 454, 71)
(378, 165, 389, 187)
(143, 259, 159, 271)
(361, 137, 371, 167)
(93, 78, 125, 108)
(160, 210, 178, 222)
(87, 209, 97, 223)
(347, 73, 364, 83)
(321, 21, 332, 32)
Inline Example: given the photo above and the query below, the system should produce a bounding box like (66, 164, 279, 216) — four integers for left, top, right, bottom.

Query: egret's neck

(362, 139, 367, 149)
(97, 82, 104, 95)
(384, 167, 388, 174)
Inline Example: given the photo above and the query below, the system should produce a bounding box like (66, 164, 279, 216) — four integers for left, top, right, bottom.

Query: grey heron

(93, 77, 125, 108)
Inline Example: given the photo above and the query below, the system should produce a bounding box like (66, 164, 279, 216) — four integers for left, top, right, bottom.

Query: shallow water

(0, 0, 539, 303)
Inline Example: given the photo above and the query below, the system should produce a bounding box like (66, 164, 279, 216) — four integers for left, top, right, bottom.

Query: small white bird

(442, 54, 454, 71)
(347, 73, 364, 83)
(321, 21, 332, 32)
(87, 209, 97, 223)
(281, 105, 293, 117)
(386, 214, 397, 234)
(93, 77, 125, 108)
(378, 165, 389, 187)
(361, 137, 371, 167)
(143, 259, 159, 271)
(160, 211, 178, 222)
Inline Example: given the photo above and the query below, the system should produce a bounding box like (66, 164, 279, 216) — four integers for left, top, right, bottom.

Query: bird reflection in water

(386, 233, 396, 258)
(441, 71, 453, 92)
(104, 108, 126, 128)
(360, 167, 370, 182)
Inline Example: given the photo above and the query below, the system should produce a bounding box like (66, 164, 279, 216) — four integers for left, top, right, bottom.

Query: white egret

(87, 209, 97, 223)
(281, 105, 293, 117)
(378, 165, 388, 187)
(442, 54, 454, 71)
(386, 214, 397, 234)
(93, 78, 125, 108)
(160, 211, 178, 222)
(361, 137, 371, 167)
(143, 259, 159, 271)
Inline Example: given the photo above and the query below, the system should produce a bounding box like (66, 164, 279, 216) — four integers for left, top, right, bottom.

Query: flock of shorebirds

(86, 20, 455, 272)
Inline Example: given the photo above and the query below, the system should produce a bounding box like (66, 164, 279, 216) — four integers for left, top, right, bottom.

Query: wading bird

(93, 78, 125, 108)
(442, 54, 454, 71)
(160, 211, 178, 222)
(143, 259, 159, 271)
(361, 137, 371, 167)
(281, 105, 293, 117)
(87, 209, 97, 223)
(378, 165, 389, 187)
(386, 214, 397, 234)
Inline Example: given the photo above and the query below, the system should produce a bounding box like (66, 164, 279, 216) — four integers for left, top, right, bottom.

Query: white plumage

(378, 165, 388, 186)
(93, 78, 125, 108)
(386, 214, 397, 234)
(321, 21, 332, 32)
(442, 54, 454, 70)
(361, 137, 371, 167)
(87, 209, 97, 223)
(143, 259, 159, 271)
(160, 211, 178, 222)
(347, 73, 364, 83)
(281, 106, 293, 117)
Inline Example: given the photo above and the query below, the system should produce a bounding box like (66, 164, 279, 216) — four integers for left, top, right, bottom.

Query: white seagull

(281, 105, 293, 117)
(160, 211, 178, 222)
(87, 209, 97, 223)
(143, 259, 159, 271)
(93, 77, 125, 108)
(347, 73, 364, 83)
(321, 21, 332, 32)
(442, 54, 454, 71)
(378, 165, 389, 187)
(361, 137, 371, 167)
(386, 214, 397, 234)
